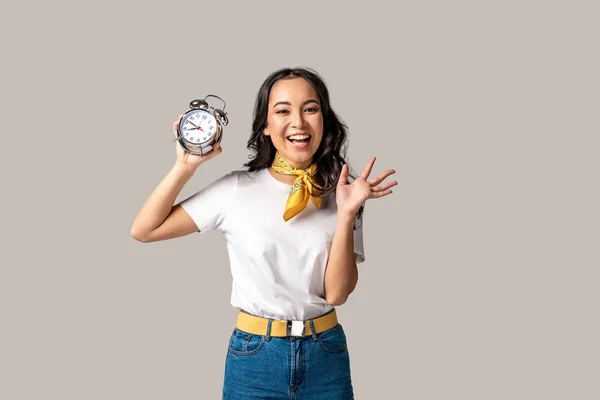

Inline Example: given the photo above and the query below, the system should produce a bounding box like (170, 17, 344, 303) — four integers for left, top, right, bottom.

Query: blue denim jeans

(222, 318, 354, 399)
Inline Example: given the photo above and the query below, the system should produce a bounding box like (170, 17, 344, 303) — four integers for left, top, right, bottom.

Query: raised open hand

(336, 157, 397, 218)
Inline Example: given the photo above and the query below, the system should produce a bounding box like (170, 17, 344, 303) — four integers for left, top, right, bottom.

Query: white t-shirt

(179, 167, 365, 321)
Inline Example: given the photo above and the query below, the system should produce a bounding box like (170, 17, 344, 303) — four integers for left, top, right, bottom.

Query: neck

(267, 167, 297, 185)
(275, 153, 314, 170)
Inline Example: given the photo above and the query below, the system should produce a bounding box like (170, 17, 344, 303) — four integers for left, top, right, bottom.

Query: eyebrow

(272, 99, 320, 108)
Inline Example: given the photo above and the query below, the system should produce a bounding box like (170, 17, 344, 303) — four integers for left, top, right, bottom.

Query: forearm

(130, 163, 197, 237)
(324, 212, 358, 306)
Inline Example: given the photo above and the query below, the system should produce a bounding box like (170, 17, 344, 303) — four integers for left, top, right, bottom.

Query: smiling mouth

(287, 137, 310, 143)
(287, 136, 311, 148)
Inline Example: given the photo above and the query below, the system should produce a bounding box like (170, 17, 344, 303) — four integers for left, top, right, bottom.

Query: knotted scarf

(271, 151, 322, 221)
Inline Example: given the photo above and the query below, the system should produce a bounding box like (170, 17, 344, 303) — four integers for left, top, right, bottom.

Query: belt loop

(265, 318, 272, 341)
(308, 319, 318, 341)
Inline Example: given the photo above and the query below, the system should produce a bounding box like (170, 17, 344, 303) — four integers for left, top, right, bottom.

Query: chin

(281, 149, 316, 167)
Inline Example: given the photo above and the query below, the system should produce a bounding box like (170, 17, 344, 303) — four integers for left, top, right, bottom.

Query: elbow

(326, 294, 349, 307)
(325, 274, 358, 306)
(130, 229, 149, 243)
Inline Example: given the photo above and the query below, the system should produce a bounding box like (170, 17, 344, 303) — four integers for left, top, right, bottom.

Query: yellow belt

(235, 309, 338, 337)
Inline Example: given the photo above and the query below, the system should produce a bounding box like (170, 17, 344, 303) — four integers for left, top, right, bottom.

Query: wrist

(336, 210, 355, 226)
(173, 162, 197, 177)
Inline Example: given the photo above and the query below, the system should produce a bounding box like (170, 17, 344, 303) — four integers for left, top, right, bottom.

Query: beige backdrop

(1, 0, 598, 399)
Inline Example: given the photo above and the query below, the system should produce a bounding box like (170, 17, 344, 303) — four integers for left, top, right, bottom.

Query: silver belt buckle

(286, 320, 306, 337)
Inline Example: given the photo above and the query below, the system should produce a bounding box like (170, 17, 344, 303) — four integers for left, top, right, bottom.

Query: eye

(305, 107, 320, 113)
(276, 109, 289, 114)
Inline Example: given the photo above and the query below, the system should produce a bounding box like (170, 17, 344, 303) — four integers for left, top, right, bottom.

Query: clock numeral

(210, 126, 214, 130)
(202, 115, 207, 119)
(190, 137, 194, 141)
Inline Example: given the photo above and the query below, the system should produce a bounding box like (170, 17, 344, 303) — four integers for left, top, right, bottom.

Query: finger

(173, 114, 183, 129)
(369, 189, 393, 198)
(337, 164, 349, 186)
(206, 143, 222, 158)
(360, 157, 376, 180)
(369, 169, 396, 186)
(371, 181, 398, 192)
(173, 118, 181, 136)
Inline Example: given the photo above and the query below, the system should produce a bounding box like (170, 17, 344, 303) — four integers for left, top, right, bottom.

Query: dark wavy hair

(243, 67, 364, 227)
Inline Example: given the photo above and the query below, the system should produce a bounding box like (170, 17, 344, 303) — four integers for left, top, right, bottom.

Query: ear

(263, 125, 270, 136)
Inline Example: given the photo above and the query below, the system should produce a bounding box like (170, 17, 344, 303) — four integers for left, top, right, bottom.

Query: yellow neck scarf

(271, 151, 322, 221)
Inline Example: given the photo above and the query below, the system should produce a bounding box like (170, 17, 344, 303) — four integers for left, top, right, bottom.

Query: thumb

(337, 164, 349, 187)
(173, 115, 183, 137)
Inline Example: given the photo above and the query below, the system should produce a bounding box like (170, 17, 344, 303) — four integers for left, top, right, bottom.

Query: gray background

(1, 0, 598, 398)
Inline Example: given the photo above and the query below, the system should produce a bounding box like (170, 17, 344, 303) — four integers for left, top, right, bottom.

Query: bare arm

(130, 115, 224, 242)
(323, 212, 359, 306)
(130, 162, 200, 242)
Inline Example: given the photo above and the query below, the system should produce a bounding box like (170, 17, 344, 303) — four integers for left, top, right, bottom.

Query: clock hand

(186, 121, 205, 131)
(186, 120, 201, 129)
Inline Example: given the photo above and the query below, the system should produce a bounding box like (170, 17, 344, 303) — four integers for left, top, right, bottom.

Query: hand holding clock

(172, 114, 222, 168)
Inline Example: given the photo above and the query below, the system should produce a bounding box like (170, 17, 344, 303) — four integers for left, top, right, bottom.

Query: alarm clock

(175, 95, 228, 156)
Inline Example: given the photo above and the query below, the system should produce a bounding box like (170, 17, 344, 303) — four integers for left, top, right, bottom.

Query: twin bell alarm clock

(174, 95, 229, 156)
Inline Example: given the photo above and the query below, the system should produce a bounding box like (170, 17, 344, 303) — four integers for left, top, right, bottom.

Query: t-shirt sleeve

(178, 171, 238, 234)
(353, 212, 366, 264)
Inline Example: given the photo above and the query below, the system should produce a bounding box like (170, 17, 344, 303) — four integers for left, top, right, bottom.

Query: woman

(131, 67, 397, 399)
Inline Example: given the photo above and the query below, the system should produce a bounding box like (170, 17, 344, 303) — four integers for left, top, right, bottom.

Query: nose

(291, 110, 305, 128)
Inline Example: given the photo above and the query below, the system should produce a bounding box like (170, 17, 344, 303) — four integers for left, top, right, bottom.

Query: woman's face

(263, 77, 323, 170)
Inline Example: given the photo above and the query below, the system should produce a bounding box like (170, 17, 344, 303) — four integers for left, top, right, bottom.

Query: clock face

(179, 109, 217, 144)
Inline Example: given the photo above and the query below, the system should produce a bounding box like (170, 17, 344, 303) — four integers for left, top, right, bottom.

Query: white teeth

(288, 135, 309, 140)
